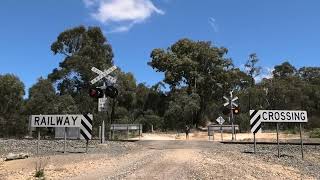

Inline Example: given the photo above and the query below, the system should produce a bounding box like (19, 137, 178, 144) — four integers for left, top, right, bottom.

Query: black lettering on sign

(294, 112, 300, 120)
(268, 112, 274, 121)
(301, 112, 306, 120)
(34, 116, 40, 125)
(262, 112, 268, 120)
(274, 112, 280, 120)
(64, 117, 70, 126)
(41, 117, 46, 125)
(286, 112, 291, 120)
(57, 116, 63, 125)
(50, 117, 54, 125)
(72, 116, 77, 125)
(280, 112, 285, 120)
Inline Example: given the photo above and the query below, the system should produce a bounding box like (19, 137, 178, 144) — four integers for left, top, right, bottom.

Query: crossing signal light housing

(105, 86, 118, 99)
(233, 107, 240, 115)
(89, 88, 103, 98)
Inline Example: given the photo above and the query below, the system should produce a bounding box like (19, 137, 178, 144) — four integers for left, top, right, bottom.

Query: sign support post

(99, 126, 101, 142)
(299, 123, 304, 159)
(276, 123, 280, 158)
(64, 127, 67, 153)
(216, 116, 225, 141)
(223, 92, 238, 142)
(37, 128, 40, 155)
(86, 140, 89, 153)
(102, 120, 105, 144)
(220, 124, 223, 141)
(253, 133, 256, 154)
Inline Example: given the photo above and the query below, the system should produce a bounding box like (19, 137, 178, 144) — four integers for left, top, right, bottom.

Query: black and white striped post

(80, 114, 93, 153)
(250, 110, 261, 154)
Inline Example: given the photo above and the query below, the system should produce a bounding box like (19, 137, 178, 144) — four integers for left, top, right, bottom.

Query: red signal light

(89, 88, 103, 98)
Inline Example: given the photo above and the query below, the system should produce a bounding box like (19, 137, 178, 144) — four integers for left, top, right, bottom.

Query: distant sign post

(90, 65, 117, 144)
(250, 110, 307, 159)
(223, 90, 238, 141)
(216, 116, 225, 141)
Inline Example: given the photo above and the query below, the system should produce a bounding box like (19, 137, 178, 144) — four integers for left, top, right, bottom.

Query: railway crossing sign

(31, 114, 93, 140)
(249, 110, 308, 159)
(90, 65, 117, 85)
(250, 110, 308, 133)
(216, 116, 225, 125)
(223, 96, 238, 107)
(90, 65, 118, 144)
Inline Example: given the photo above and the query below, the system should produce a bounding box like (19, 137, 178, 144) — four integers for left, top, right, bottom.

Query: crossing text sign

(250, 110, 308, 133)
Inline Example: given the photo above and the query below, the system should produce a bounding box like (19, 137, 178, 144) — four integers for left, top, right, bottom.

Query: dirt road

(1, 139, 319, 180)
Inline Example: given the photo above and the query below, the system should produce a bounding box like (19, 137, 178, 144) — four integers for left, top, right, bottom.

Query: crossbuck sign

(90, 65, 117, 85)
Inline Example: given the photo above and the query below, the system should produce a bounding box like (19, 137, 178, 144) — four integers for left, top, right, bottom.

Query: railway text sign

(31, 115, 84, 127)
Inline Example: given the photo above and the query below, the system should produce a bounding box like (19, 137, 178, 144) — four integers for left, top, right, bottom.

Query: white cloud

(209, 17, 218, 32)
(84, 0, 164, 33)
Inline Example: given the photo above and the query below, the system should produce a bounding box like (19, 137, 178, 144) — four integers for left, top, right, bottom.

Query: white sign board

(98, 97, 108, 112)
(31, 115, 84, 127)
(258, 110, 307, 123)
(250, 110, 308, 133)
(216, 116, 225, 125)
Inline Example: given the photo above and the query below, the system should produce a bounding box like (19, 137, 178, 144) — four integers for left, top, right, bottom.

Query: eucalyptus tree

(148, 39, 249, 126)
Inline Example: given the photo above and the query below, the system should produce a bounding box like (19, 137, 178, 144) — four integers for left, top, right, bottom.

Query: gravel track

(0, 139, 319, 179)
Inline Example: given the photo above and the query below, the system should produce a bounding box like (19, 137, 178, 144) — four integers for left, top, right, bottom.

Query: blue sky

(1, 0, 320, 96)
